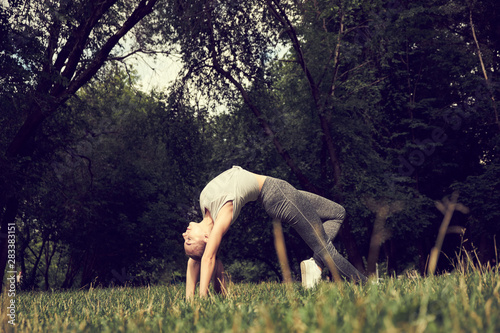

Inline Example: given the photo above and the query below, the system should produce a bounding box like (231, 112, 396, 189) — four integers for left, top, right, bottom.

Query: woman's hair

(185, 239, 206, 262)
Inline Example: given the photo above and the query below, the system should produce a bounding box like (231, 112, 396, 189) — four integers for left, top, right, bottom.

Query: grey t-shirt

(199, 166, 260, 224)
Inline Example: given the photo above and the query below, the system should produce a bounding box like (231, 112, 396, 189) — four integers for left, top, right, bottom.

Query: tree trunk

(18, 224, 30, 290)
(44, 241, 57, 291)
(61, 255, 79, 289)
(264, 0, 365, 270)
(0, 198, 19, 290)
(26, 238, 47, 289)
(0, 0, 159, 292)
(80, 251, 97, 288)
(340, 218, 366, 274)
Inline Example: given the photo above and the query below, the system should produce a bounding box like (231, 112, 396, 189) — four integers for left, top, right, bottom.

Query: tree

(0, 0, 161, 289)
(166, 0, 390, 273)
(166, 0, 499, 276)
(341, 0, 500, 273)
(16, 67, 210, 288)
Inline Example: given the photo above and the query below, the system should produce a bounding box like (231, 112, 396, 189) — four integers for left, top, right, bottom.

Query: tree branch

(265, 0, 320, 103)
(469, 10, 499, 130)
(107, 48, 172, 62)
(205, 1, 318, 194)
(59, 0, 119, 85)
(57, 0, 158, 104)
(265, 0, 344, 188)
(327, 5, 345, 99)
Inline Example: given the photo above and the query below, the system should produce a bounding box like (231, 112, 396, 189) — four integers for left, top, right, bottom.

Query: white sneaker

(301, 258, 322, 289)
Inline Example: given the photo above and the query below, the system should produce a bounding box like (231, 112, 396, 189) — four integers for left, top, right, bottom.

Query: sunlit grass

(2, 264, 499, 332)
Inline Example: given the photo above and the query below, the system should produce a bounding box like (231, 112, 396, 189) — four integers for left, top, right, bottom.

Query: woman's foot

(300, 258, 322, 289)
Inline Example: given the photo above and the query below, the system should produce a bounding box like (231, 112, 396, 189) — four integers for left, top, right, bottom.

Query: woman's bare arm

(199, 202, 233, 297)
(186, 258, 200, 301)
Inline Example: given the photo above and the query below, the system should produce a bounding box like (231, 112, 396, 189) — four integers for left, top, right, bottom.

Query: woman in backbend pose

(183, 166, 367, 299)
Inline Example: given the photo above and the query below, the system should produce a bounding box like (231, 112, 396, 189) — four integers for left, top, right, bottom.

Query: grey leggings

(259, 177, 367, 283)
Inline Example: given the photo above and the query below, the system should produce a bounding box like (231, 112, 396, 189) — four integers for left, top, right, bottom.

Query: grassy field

(2, 266, 499, 333)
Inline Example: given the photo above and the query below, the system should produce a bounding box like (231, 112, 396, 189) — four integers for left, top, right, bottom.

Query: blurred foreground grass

(2, 267, 499, 332)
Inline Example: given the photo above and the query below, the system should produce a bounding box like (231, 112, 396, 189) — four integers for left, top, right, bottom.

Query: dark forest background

(1, 0, 499, 290)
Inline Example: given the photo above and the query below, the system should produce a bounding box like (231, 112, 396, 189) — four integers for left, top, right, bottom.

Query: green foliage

(164, 0, 279, 107)
(453, 162, 500, 247)
(15, 66, 211, 288)
(225, 260, 277, 283)
(8, 269, 500, 332)
(3, 0, 500, 289)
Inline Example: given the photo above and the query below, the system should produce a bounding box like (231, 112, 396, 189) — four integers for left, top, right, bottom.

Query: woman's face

(182, 222, 206, 250)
